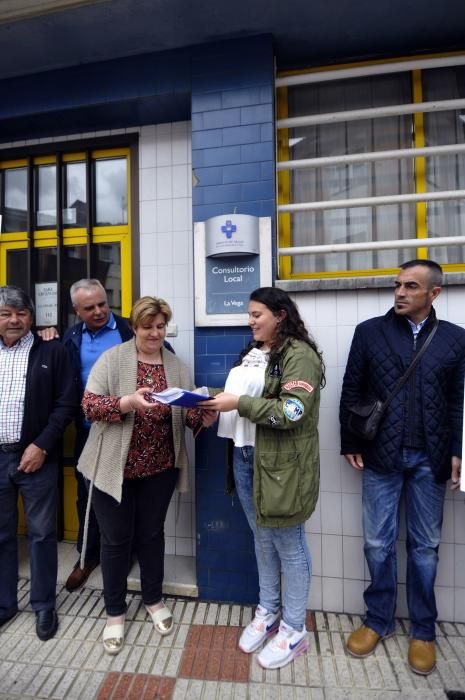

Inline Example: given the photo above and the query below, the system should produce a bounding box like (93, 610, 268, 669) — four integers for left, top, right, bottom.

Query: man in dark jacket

(340, 259, 465, 676)
(0, 286, 76, 640)
(62, 278, 134, 591)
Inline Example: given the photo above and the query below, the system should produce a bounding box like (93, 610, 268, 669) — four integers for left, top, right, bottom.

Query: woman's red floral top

(82, 361, 201, 479)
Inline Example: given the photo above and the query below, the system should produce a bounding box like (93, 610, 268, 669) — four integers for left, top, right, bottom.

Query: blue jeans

(0, 450, 58, 617)
(233, 446, 312, 631)
(362, 449, 446, 641)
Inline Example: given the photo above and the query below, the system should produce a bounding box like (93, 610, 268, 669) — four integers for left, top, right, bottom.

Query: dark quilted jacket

(340, 307, 465, 483)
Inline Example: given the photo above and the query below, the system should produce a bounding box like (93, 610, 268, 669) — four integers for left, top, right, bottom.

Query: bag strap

(383, 318, 439, 410)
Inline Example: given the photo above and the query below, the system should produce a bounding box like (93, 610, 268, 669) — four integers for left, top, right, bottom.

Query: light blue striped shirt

(407, 316, 429, 340)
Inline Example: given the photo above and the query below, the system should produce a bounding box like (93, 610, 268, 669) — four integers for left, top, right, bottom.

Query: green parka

(229, 338, 322, 528)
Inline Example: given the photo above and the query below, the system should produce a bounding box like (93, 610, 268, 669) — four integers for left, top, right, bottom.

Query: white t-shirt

(217, 347, 269, 447)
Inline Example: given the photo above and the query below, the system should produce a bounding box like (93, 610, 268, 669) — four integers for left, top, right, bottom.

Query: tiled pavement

(1, 579, 465, 699)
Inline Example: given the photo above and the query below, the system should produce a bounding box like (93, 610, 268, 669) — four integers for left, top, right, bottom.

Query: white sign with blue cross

(205, 214, 260, 258)
(194, 217, 272, 327)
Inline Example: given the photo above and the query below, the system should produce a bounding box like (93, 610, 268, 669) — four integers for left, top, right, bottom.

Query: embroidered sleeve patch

(283, 380, 314, 394)
(283, 398, 304, 422)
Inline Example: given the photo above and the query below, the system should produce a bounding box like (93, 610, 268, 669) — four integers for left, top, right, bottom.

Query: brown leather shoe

(408, 639, 436, 675)
(65, 560, 99, 592)
(346, 625, 391, 658)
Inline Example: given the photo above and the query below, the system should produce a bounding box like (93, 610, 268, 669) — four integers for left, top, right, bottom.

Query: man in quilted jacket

(340, 259, 465, 676)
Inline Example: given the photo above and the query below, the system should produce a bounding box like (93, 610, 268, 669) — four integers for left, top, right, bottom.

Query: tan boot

(346, 625, 389, 658)
(408, 639, 436, 675)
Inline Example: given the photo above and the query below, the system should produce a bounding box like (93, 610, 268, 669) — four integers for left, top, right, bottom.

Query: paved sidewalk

(1, 578, 465, 699)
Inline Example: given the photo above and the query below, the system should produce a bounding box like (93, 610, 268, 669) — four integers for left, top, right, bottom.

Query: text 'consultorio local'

(211, 265, 255, 283)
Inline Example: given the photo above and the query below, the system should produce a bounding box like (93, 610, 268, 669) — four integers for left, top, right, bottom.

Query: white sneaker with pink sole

(257, 620, 308, 669)
(239, 604, 280, 653)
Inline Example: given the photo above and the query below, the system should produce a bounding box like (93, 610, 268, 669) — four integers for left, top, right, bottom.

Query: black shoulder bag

(347, 319, 439, 441)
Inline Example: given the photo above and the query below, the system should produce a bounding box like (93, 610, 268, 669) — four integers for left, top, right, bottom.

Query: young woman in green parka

(200, 287, 325, 670)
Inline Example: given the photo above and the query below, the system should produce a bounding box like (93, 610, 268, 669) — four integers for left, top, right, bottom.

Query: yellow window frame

(277, 51, 465, 279)
(0, 238, 28, 285)
(1, 147, 133, 542)
(92, 230, 132, 318)
(0, 158, 28, 169)
(23, 232, 132, 318)
(0, 148, 132, 308)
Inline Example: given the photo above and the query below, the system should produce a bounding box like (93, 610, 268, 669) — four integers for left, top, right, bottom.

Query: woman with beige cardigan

(77, 296, 215, 655)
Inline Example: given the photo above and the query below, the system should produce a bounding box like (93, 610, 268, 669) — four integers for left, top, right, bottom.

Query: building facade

(2, 0, 465, 621)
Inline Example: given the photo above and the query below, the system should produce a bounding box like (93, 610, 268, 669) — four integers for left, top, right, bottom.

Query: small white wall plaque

(35, 282, 58, 326)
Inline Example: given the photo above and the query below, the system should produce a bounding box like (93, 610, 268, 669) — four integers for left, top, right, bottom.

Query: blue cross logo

(221, 220, 237, 239)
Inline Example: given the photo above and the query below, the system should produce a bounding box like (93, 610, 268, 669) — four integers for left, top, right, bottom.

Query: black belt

(0, 443, 21, 453)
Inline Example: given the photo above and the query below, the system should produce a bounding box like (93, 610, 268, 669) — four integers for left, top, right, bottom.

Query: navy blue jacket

(63, 314, 134, 402)
(340, 307, 465, 483)
(19, 334, 77, 458)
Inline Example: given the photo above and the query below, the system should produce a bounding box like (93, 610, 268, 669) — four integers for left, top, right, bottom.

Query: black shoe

(36, 609, 58, 641)
(0, 610, 17, 628)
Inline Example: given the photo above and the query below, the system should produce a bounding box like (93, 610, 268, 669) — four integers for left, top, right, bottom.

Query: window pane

(284, 72, 414, 273)
(36, 247, 57, 283)
(6, 249, 28, 288)
(95, 158, 127, 226)
(422, 66, 465, 264)
(288, 73, 413, 119)
(93, 242, 121, 315)
(3, 168, 27, 232)
(64, 162, 87, 227)
(62, 246, 87, 328)
(36, 165, 57, 227)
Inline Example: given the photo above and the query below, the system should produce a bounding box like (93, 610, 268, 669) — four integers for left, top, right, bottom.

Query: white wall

(138, 122, 195, 558)
(294, 286, 465, 622)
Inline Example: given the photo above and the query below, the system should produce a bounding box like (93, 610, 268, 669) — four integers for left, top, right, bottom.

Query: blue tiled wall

(195, 327, 260, 602)
(0, 48, 192, 141)
(191, 36, 275, 603)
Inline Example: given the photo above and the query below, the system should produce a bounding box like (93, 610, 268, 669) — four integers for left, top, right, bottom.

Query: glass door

(0, 146, 133, 540)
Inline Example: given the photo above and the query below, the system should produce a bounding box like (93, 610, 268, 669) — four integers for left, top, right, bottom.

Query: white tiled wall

(298, 286, 465, 622)
(138, 122, 195, 558)
(1, 123, 196, 561)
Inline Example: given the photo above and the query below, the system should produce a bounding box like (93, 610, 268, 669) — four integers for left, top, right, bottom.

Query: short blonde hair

(130, 296, 172, 329)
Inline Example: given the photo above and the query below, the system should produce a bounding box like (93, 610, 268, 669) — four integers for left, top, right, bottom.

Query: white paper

(148, 386, 212, 408)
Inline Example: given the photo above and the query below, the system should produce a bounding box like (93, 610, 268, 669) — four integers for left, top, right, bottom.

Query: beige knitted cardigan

(77, 338, 193, 563)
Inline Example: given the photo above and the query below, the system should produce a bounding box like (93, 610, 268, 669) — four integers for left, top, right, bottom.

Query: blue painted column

(191, 36, 275, 603)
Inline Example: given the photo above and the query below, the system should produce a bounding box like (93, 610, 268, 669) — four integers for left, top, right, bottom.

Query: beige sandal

(146, 602, 173, 636)
(102, 621, 125, 655)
